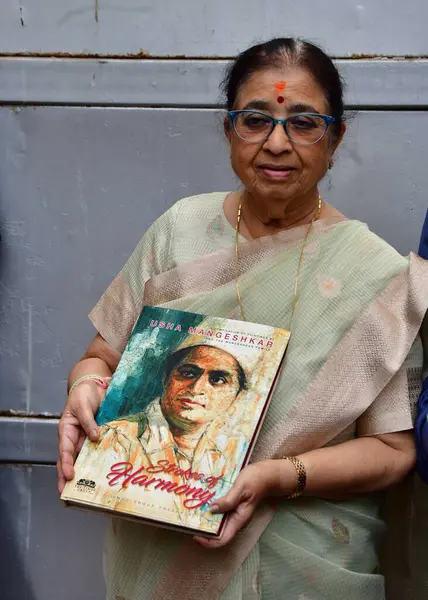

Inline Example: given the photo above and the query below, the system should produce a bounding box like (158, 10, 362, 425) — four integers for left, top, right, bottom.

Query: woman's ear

(333, 122, 347, 152)
(327, 122, 346, 168)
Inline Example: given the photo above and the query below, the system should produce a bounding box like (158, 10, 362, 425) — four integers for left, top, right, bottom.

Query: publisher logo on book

(75, 478, 96, 493)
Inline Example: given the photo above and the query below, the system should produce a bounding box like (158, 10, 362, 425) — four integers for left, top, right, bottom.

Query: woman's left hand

(194, 459, 292, 549)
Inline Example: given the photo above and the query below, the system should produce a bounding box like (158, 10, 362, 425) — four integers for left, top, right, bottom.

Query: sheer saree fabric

(89, 193, 428, 600)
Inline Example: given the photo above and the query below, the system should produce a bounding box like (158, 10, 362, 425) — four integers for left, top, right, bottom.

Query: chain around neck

(234, 193, 322, 324)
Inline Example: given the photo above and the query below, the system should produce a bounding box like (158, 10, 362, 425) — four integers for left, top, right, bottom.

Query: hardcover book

(61, 306, 290, 537)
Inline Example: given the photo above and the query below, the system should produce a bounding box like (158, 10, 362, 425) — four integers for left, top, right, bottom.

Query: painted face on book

(161, 345, 242, 430)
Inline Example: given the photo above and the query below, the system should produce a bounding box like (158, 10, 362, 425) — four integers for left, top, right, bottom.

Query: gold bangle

(283, 456, 307, 499)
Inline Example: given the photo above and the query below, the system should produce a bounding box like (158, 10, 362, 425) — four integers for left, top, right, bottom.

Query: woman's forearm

(67, 333, 121, 392)
(273, 432, 416, 500)
(67, 357, 113, 392)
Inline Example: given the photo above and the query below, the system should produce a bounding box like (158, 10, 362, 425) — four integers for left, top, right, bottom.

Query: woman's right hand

(57, 380, 105, 495)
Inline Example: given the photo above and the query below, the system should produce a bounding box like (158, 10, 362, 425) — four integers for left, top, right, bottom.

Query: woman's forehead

(236, 67, 329, 112)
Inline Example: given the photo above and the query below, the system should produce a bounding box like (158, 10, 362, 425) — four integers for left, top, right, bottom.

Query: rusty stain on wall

(0, 409, 59, 418)
(1, 50, 428, 61)
(0, 50, 157, 60)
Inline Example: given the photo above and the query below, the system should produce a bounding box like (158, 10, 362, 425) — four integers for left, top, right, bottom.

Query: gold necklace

(235, 193, 322, 324)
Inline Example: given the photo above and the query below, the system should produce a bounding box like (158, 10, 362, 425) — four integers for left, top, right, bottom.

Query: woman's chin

(253, 182, 299, 203)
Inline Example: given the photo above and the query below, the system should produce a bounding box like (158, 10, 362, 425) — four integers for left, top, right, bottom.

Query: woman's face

(226, 67, 343, 208)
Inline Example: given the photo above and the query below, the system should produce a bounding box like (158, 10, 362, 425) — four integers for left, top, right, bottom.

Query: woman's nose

(264, 122, 293, 154)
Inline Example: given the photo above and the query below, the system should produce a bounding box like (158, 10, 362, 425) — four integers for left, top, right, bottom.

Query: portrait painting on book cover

(63, 307, 289, 534)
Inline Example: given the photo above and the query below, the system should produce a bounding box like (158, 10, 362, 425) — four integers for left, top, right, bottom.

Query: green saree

(89, 192, 428, 600)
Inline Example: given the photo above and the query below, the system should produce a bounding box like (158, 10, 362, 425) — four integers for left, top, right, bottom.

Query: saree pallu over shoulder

(92, 215, 428, 599)
(148, 259, 428, 600)
(138, 223, 428, 600)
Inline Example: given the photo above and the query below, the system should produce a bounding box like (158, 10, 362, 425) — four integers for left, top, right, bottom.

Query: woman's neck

(240, 188, 321, 239)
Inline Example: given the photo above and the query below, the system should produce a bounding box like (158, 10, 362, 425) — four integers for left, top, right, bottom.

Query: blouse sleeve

(357, 335, 424, 437)
(89, 203, 179, 354)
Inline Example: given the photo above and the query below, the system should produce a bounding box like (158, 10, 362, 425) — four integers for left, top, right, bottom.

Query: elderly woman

(57, 38, 428, 599)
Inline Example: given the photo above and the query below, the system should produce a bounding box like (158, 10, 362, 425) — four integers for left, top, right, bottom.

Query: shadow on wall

(0, 467, 37, 600)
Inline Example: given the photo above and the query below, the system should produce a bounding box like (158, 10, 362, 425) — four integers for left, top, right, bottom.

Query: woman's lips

(258, 166, 295, 179)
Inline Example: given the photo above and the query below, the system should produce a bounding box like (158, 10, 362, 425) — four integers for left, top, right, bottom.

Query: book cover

(61, 307, 290, 536)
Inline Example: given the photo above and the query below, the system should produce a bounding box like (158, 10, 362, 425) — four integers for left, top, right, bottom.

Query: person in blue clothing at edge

(417, 209, 428, 478)
(57, 37, 428, 600)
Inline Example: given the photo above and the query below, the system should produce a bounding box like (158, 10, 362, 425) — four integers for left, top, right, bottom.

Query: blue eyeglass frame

(227, 110, 336, 144)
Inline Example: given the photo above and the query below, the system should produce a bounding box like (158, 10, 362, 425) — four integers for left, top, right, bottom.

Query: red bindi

(277, 96, 285, 104)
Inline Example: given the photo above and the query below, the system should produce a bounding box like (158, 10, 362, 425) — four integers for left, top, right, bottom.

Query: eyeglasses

(227, 110, 335, 145)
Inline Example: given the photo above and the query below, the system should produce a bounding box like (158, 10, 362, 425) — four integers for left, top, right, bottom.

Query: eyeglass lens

(234, 112, 328, 145)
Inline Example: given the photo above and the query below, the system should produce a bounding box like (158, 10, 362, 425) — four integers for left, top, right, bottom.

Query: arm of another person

(57, 334, 121, 494)
(196, 430, 415, 548)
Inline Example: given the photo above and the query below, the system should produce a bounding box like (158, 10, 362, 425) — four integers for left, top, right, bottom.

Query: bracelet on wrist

(283, 456, 307, 499)
(69, 374, 112, 395)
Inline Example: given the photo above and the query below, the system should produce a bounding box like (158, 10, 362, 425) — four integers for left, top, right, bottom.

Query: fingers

(57, 386, 100, 478)
(76, 429, 86, 455)
(209, 487, 241, 515)
(67, 382, 101, 441)
(58, 415, 87, 482)
(57, 460, 66, 495)
(76, 399, 99, 442)
(58, 427, 86, 481)
(70, 385, 100, 441)
(194, 502, 254, 549)
(210, 492, 239, 514)
(59, 426, 78, 481)
(195, 473, 257, 548)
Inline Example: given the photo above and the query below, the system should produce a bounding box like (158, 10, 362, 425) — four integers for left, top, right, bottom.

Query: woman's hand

(194, 459, 295, 549)
(195, 431, 416, 548)
(57, 335, 119, 495)
(57, 380, 105, 495)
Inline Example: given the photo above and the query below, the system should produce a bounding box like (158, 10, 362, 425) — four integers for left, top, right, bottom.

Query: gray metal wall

(1, 2, 427, 599)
